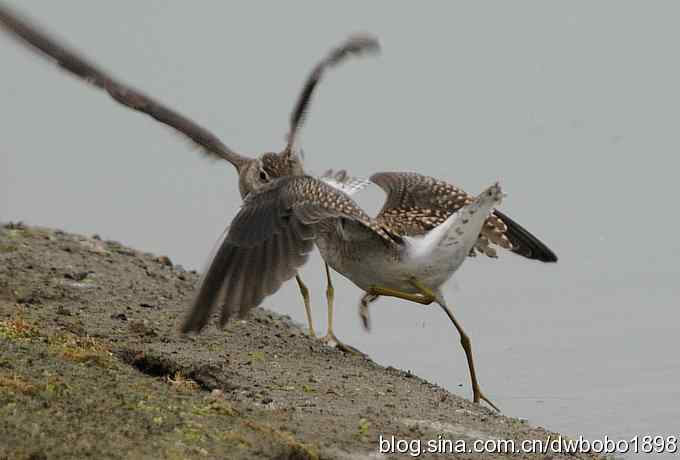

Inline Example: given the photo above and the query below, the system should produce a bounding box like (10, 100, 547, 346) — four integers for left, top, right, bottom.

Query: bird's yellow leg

(320, 264, 364, 355)
(324, 263, 335, 336)
(409, 277, 500, 412)
(407, 278, 438, 302)
(295, 275, 316, 337)
(359, 284, 434, 332)
(366, 285, 435, 305)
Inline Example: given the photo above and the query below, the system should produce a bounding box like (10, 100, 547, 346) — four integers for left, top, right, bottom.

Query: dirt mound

(0, 223, 599, 459)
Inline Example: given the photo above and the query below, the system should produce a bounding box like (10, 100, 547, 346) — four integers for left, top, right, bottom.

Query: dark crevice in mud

(116, 348, 237, 392)
(2, 224, 601, 460)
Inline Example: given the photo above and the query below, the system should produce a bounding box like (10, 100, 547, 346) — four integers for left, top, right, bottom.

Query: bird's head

(237, 150, 304, 198)
(233, 34, 380, 199)
(236, 34, 381, 200)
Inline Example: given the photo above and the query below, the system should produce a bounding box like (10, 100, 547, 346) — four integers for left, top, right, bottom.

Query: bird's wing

(0, 5, 247, 170)
(490, 209, 557, 262)
(285, 35, 380, 154)
(371, 172, 472, 235)
(181, 175, 392, 333)
(404, 183, 504, 259)
(371, 172, 557, 262)
(319, 169, 372, 196)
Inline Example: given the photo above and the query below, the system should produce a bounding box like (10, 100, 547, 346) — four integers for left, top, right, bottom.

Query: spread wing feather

(181, 175, 387, 332)
(286, 35, 380, 152)
(370, 172, 557, 262)
(0, 5, 247, 169)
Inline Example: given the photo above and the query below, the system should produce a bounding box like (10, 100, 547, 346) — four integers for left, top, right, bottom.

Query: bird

(178, 168, 554, 411)
(0, 4, 379, 348)
(305, 169, 558, 356)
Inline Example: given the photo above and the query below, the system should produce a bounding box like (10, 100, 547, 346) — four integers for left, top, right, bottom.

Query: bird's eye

(259, 170, 269, 181)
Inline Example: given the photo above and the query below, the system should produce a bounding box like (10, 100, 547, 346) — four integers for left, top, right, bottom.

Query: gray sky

(2, 1, 679, 454)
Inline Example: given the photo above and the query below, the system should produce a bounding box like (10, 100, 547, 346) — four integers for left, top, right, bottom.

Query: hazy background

(2, 1, 678, 457)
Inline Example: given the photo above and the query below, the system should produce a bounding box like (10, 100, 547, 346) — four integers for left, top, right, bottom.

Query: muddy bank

(0, 223, 602, 459)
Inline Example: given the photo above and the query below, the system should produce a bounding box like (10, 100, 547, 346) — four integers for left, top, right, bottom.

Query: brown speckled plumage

(259, 152, 304, 180)
(371, 172, 557, 262)
(181, 175, 398, 332)
(181, 170, 557, 332)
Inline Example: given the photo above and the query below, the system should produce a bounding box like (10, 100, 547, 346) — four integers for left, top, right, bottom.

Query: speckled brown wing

(181, 175, 392, 333)
(371, 172, 471, 236)
(286, 35, 379, 151)
(371, 172, 557, 262)
(0, 5, 248, 169)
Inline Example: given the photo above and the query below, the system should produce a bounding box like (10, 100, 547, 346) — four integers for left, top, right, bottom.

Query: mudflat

(0, 223, 599, 459)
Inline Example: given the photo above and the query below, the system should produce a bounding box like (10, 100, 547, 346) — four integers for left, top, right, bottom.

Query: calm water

(2, 2, 679, 458)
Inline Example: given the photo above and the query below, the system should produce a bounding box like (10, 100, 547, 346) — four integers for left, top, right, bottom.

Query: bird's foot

(473, 386, 500, 412)
(319, 333, 366, 356)
(359, 292, 379, 331)
(359, 303, 371, 331)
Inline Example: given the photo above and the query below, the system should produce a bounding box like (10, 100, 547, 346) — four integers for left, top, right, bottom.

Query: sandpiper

(179, 170, 548, 410)
(0, 4, 378, 348)
(312, 170, 557, 356)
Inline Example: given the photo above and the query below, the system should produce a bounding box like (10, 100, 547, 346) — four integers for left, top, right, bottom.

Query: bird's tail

(407, 183, 504, 259)
(493, 209, 558, 262)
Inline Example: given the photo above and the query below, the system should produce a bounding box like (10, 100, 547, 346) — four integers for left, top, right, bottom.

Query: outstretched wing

(371, 172, 557, 262)
(0, 5, 247, 170)
(491, 209, 557, 262)
(319, 169, 372, 196)
(285, 34, 380, 153)
(181, 175, 391, 333)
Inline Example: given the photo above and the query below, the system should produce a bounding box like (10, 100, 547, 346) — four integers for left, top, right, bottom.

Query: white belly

(315, 181, 502, 295)
(317, 236, 468, 294)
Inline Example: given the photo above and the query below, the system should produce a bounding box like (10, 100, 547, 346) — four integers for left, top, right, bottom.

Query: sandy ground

(0, 223, 606, 459)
